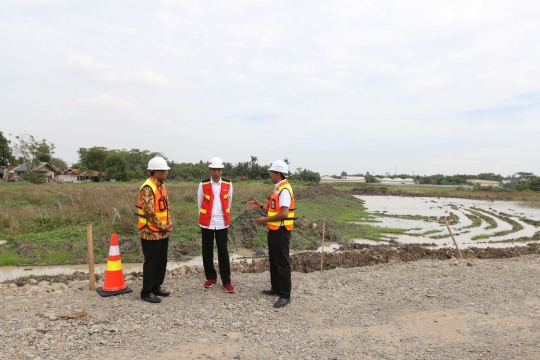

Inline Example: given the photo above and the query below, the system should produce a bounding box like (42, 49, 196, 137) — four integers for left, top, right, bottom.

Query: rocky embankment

(2, 252, 540, 359)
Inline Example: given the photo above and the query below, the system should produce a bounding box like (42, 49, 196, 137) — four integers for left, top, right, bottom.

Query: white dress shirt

(197, 177, 233, 230)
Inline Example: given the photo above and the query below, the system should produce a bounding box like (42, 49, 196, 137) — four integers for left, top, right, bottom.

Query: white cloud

(76, 93, 136, 111)
(66, 55, 170, 87)
(1, 1, 540, 175)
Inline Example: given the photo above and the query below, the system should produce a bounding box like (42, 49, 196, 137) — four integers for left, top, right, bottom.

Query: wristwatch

(260, 204, 263, 209)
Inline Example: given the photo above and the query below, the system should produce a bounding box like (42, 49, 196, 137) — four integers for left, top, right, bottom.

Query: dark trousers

(140, 238, 169, 297)
(201, 227, 231, 284)
(268, 227, 291, 299)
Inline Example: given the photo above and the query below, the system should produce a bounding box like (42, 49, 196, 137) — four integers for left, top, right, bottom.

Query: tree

(10, 133, 55, 172)
(121, 148, 165, 180)
(291, 169, 320, 183)
(365, 173, 379, 183)
(21, 171, 46, 184)
(104, 153, 129, 181)
(0, 131, 14, 166)
(340, 171, 348, 178)
(529, 177, 540, 192)
(78, 147, 110, 175)
(50, 157, 69, 171)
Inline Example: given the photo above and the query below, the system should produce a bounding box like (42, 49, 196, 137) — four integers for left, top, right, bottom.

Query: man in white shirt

(197, 157, 234, 293)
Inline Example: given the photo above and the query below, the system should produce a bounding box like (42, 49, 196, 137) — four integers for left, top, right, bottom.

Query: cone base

(96, 286, 132, 297)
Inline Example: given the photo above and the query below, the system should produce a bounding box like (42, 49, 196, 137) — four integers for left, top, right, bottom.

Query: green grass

(0, 182, 410, 265)
(463, 213, 482, 228)
(469, 209, 497, 229)
(297, 199, 370, 223)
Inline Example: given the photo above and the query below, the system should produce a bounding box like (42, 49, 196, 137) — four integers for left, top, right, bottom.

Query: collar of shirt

(150, 176, 164, 188)
(211, 177, 222, 185)
(274, 179, 287, 190)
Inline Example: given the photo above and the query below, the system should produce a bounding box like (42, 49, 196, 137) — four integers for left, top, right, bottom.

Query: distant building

(375, 177, 415, 185)
(0, 166, 15, 181)
(320, 175, 366, 183)
(57, 169, 102, 183)
(12, 162, 59, 182)
(468, 179, 502, 187)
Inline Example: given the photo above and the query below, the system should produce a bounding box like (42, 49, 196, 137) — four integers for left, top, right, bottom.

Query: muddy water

(353, 196, 540, 249)
(0, 241, 346, 282)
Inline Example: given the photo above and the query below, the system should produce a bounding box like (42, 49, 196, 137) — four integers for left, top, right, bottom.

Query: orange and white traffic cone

(96, 233, 132, 297)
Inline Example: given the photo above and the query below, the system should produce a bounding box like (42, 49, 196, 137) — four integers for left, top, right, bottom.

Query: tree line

(342, 171, 540, 191)
(0, 132, 321, 183)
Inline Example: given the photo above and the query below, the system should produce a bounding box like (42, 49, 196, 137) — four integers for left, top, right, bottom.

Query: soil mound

(7, 245, 540, 286)
(228, 208, 266, 248)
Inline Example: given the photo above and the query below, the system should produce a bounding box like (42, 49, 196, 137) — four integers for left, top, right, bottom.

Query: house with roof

(56, 168, 103, 183)
(467, 179, 502, 187)
(0, 166, 15, 181)
(12, 162, 59, 182)
(375, 177, 415, 185)
(320, 175, 366, 183)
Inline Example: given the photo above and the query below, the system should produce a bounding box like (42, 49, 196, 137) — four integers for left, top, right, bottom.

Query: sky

(1, 0, 539, 176)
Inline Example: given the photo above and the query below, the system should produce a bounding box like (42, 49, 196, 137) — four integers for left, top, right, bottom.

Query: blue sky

(1, 0, 539, 176)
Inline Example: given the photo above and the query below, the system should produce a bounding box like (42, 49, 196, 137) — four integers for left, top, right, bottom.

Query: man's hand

(246, 197, 263, 210)
(254, 217, 267, 225)
(163, 224, 173, 234)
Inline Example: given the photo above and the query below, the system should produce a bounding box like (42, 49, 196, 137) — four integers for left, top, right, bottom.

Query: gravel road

(1, 254, 540, 360)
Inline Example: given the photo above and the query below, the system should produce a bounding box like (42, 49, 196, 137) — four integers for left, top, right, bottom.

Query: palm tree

(250, 156, 258, 168)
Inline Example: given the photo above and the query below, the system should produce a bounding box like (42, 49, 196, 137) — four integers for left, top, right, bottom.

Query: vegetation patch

(468, 209, 497, 229)
(519, 218, 540, 227)
(0, 183, 409, 265)
(463, 213, 482, 228)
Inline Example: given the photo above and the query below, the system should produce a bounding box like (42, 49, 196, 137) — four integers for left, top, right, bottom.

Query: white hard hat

(268, 160, 288, 174)
(147, 157, 170, 170)
(208, 157, 225, 168)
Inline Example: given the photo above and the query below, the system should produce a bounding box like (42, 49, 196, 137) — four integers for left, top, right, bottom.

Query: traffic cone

(96, 233, 132, 297)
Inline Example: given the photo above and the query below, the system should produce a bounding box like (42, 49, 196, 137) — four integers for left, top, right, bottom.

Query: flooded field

(354, 196, 540, 249)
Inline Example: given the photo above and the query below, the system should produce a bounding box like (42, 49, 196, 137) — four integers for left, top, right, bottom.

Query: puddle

(317, 242, 341, 253)
(353, 196, 540, 249)
(0, 242, 349, 282)
(0, 259, 203, 283)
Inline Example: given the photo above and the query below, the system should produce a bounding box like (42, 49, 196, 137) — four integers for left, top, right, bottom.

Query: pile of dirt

(7, 245, 540, 285)
(228, 208, 266, 248)
(229, 206, 329, 250)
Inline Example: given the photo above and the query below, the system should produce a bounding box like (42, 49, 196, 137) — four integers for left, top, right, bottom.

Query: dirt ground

(3, 254, 540, 359)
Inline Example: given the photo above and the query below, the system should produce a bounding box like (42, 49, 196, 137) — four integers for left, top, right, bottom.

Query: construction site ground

(1, 252, 540, 360)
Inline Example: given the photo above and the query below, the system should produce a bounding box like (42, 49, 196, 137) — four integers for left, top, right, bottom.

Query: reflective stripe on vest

(137, 178, 169, 232)
(199, 179, 231, 227)
(267, 180, 295, 231)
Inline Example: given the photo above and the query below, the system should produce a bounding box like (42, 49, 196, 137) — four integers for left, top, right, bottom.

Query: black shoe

(141, 293, 161, 303)
(262, 289, 279, 296)
(153, 288, 171, 297)
(274, 298, 290, 308)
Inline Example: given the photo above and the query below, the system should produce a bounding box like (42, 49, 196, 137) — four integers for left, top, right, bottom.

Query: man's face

(269, 171, 281, 184)
(209, 168, 223, 181)
(153, 170, 168, 182)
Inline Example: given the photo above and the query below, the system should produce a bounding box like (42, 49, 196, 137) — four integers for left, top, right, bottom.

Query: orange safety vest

(267, 180, 295, 231)
(199, 178, 231, 227)
(137, 178, 169, 232)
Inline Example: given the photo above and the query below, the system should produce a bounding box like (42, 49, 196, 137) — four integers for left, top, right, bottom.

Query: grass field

(3, 181, 537, 266)
(0, 181, 402, 266)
